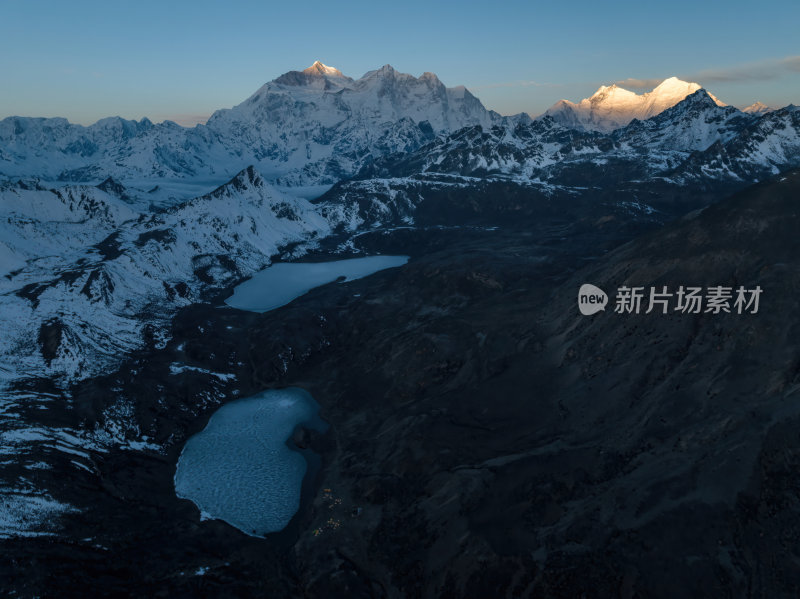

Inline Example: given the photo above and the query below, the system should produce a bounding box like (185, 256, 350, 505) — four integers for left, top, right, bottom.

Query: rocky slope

(0, 166, 336, 552)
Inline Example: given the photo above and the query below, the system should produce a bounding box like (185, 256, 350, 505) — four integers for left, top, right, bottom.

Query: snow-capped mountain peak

(543, 76, 727, 132)
(650, 76, 700, 95)
(643, 76, 725, 112)
(272, 61, 353, 88)
(372, 64, 398, 75)
(303, 60, 344, 77)
(196, 63, 497, 185)
(742, 101, 772, 115)
(356, 64, 412, 86)
(589, 83, 639, 103)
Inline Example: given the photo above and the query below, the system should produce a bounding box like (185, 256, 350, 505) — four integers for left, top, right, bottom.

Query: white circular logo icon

(578, 284, 608, 315)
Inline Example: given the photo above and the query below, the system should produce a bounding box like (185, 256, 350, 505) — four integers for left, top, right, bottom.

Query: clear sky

(1, 0, 798, 125)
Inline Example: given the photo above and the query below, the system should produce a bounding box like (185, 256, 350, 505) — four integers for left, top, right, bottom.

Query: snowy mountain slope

(676, 105, 800, 182)
(544, 77, 726, 132)
(0, 180, 138, 277)
(352, 118, 610, 181)
(351, 90, 798, 184)
(0, 62, 498, 194)
(0, 167, 330, 386)
(315, 173, 590, 230)
(614, 90, 753, 151)
(184, 62, 498, 187)
(0, 116, 190, 181)
(0, 73, 796, 543)
(316, 91, 800, 225)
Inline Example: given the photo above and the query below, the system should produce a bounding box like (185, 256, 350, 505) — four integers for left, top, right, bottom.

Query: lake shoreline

(224, 255, 409, 313)
(174, 388, 328, 540)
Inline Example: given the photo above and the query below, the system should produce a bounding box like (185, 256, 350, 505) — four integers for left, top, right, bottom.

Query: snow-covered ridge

(680, 105, 800, 182)
(614, 89, 751, 151)
(0, 166, 332, 386)
(0, 62, 498, 194)
(543, 77, 727, 133)
(332, 91, 800, 196)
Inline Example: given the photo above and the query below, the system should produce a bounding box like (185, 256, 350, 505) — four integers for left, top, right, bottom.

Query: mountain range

(1, 65, 780, 201)
(1, 65, 799, 388)
(0, 61, 799, 580)
(0, 62, 497, 202)
(543, 77, 727, 132)
(320, 90, 799, 231)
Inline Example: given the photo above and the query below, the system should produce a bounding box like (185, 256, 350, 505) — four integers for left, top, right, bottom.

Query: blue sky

(1, 0, 798, 125)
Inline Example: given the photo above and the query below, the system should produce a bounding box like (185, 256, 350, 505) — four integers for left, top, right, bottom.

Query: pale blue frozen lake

(174, 387, 327, 537)
(224, 255, 409, 313)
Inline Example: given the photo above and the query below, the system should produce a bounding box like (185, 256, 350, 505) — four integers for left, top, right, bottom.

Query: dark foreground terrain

(3, 170, 800, 597)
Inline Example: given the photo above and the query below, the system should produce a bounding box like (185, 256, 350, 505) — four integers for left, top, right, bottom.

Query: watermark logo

(578, 284, 762, 316)
(578, 283, 608, 316)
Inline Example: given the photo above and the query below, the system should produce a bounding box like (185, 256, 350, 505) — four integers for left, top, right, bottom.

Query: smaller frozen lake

(225, 255, 409, 313)
(174, 388, 327, 537)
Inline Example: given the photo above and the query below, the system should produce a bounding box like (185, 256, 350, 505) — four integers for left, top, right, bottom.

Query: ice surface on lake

(224, 255, 409, 313)
(174, 388, 325, 537)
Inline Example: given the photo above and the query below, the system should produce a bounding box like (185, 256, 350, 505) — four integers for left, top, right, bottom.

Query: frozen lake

(224, 255, 409, 313)
(174, 388, 326, 537)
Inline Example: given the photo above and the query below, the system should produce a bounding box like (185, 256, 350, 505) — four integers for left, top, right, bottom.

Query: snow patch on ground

(0, 492, 77, 538)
